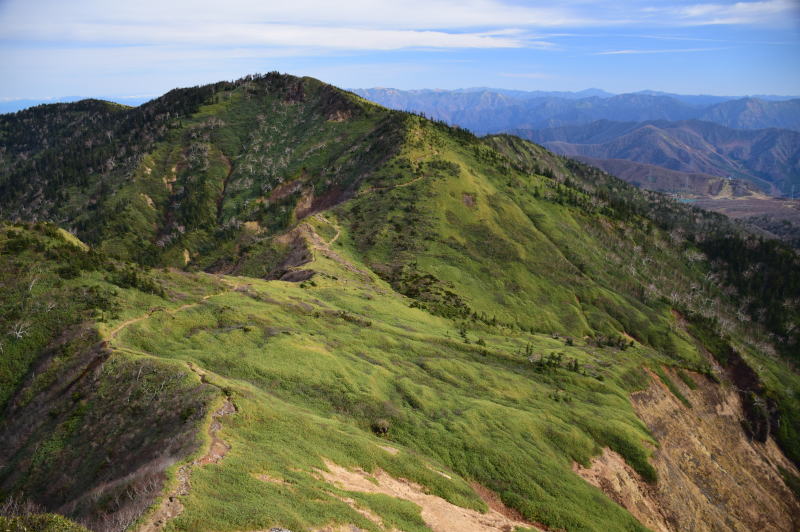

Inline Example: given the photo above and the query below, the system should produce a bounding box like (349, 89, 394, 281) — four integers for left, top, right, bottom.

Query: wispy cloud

(0, 0, 793, 55)
(0, 0, 598, 52)
(0, 0, 798, 98)
(668, 0, 798, 26)
(594, 47, 728, 55)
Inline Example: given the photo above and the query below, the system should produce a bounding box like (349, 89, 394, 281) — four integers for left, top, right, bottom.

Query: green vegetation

(0, 514, 90, 531)
(676, 369, 697, 390)
(0, 74, 798, 531)
(653, 366, 692, 408)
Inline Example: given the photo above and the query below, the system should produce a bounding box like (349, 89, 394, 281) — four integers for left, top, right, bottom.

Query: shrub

(371, 418, 390, 436)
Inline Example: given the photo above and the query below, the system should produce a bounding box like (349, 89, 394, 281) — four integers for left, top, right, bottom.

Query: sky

(0, 0, 799, 102)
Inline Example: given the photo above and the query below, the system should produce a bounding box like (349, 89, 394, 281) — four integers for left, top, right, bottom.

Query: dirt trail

(108, 293, 219, 339)
(107, 284, 236, 532)
(319, 459, 542, 532)
(292, 223, 372, 282)
(137, 393, 236, 532)
(395, 175, 424, 188)
(360, 174, 426, 196)
(359, 156, 429, 197)
(313, 214, 341, 246)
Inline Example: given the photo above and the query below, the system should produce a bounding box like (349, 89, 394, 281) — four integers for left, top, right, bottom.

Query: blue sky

(0, 0, 799, 102)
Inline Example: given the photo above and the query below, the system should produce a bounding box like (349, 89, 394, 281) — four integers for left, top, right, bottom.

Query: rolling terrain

(1, 74, 799, 532)
(516, 119, 800, 195)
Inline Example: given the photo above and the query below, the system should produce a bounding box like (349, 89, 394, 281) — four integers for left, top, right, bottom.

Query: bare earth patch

(378, 445, 399, 455)
(573, 448, 670, 532)
(319, 459, 541, 532)
(254, 473, 288, 484)
(575, 368, 800, 532)
(320, 495, 392, 532)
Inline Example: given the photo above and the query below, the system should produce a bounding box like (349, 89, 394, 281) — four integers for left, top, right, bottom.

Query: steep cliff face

(577, 367, 800, 531)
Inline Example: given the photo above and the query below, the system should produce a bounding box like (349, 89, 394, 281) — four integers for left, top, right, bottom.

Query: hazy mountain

(571, 156, 764, 196)
(699, 97, 800, 130)
(2, 74, 799, 532)
(0, 96, 153, 114)
(353, 87, 800, 133)
(516, 119, 800, 195)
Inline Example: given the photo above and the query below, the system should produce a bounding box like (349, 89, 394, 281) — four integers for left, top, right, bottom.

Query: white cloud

(0, 0, 601, 31)
(0, 0, 791, 54)
(0, 0, 595, 52)
(42, 23, 528, 50)
(672, 0, 798, 25)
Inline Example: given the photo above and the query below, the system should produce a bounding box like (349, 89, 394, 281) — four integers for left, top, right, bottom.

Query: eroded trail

(106, 285, 237, 532)
(137, 393, 236, 532)
(108, 292, 220, 339)
(313, 214, 341, 246)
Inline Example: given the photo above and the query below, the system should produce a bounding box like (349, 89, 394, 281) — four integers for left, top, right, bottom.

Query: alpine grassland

(1, 73, 799, 531)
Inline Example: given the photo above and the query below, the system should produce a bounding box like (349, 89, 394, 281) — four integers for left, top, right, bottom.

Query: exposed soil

(255, 473, 288, 484)
(296, 186, 350, 220)
(573, 448, 670, 532)
(319, 459, 541, 532)
(576, 368, 800, 532)
(378, 445, 399, 455)
(293, 186, 315, 220)
(360, 175, 426, 196)
(137, 396, 235, 532)
(267, 229, 316, 282)
(317, 495, 392, 532)
(297, 223, 373, 282)
(314, 214, 342, 246)
(197, 398, 236, 465)
(269, 173, 309, 203)
(470, 483, 536, 526)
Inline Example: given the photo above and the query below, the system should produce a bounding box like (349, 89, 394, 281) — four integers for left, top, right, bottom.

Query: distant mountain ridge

(569, 156, 764, 197)
(352, 87, 800, 134)
(516, 119, 800, 195)
(0, 95, 153, 114)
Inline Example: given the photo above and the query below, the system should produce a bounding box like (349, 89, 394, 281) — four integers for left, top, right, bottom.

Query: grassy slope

(102, 118, 736, 530)
(112, 231, 654, 531)
(78, 77, 401, 270)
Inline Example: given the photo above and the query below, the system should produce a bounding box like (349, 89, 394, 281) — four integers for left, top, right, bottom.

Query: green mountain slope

(1, 74, 799, 532)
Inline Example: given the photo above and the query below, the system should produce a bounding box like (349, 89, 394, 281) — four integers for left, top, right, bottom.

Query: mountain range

(1, 74, 799, 532)
(514, 119, 800, 195)
(352, 88, 800, 134)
